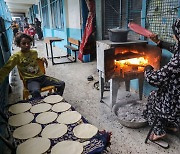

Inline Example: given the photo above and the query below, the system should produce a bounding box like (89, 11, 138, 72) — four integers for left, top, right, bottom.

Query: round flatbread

(43, 95, 63, 104)
(8, 112, 34, 127)
(73, 124, 98, 139)
(57, 111, 81, 124)
(13, 123, 42, 139)
(36, 112, 57, 124)
(30, 103, 52, 113)
(41, 123, 67, 139)
(8, 103, 32, 114)
(16, 137, 51, 154)
(52, 103, 71, 113)
(51, 141, 83, 154)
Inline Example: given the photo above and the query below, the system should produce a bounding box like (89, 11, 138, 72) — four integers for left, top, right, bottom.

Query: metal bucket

(112, 101, 147, 129)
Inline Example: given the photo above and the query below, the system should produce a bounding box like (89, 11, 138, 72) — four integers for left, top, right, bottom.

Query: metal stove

(96, 40, 162, 108)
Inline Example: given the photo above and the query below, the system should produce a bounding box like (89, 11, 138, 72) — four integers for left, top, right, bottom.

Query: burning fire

(115, 57, 148, 67)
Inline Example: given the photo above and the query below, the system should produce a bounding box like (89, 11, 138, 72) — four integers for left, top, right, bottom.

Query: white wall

(66, 0, 81, 29)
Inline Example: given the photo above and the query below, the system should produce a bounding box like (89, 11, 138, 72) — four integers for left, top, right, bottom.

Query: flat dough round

(8, 103, 32, 114)
(8, 112, 34, 127)
(30, 103, 52, 113)
(52, 102, 71, 113)
(41, 123, 67, 139)
(57, 111, 81, 124)
(43, 95, 63, 104)
(13, 123, 42, 139)
(16, 137, 51, 154)
(73, 123, 98, 139)
(51, 141, 83, 154)
(36, 112, 57, 124)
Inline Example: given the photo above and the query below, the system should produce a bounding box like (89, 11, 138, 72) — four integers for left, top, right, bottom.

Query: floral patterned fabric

(143, 18, 180, 136)
(8, 95, 111, 154)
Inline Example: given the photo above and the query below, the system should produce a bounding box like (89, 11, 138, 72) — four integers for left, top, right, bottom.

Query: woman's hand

(144, 65, 154, 72)
(149, 34, 160, 44)
(173, 35, 178, 43)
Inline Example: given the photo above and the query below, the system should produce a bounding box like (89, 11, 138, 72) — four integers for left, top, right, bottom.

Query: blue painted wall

(43, 27, 81, 56)
(43, 27, 69, 51)
(0, 0, 13, 152)
(94, 0, 179, 97)
(43, 0, 67, 50)
(130, 0, 179, 97)
(67, 28, 81, 40)
(41, 0, 92, 61)
(42, 0, 82, 53)
(0, 0, 13, 106)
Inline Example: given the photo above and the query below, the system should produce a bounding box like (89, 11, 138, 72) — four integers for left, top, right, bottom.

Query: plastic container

(83, 54, 91, 62)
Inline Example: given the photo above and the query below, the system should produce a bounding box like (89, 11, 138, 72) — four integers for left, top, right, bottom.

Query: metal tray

(112, 101, 147, 129)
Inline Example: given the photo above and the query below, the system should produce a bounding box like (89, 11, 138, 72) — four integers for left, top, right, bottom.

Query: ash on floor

(117, 100, 146, 122)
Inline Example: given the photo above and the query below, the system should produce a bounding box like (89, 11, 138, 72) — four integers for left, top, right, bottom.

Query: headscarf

(172, 18, 180, 52)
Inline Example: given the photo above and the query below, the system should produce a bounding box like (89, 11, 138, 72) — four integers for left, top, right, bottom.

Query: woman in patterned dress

(143, 18, 180, 141)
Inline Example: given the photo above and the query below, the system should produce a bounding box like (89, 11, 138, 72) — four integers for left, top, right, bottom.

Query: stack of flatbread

(8, 95, 100, 154)
(8, 103, 32, 114)
(16, 137, 51, 154)
(43, 95, 63, 104)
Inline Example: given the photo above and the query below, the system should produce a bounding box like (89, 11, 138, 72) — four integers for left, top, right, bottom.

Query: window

(41, 0, 50, 28)
(50, 0, 64, 30)
(128, 0, 142, 25)
(103, 0, 142, 39)
(103, 0, 120, 39)
(146, 0, 179, 42)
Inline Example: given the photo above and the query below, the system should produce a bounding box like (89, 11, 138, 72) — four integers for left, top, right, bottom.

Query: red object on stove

(128, 22, 153, 38)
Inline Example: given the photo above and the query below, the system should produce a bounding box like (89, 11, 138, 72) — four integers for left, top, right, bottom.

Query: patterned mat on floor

(8, 94, 111, 154)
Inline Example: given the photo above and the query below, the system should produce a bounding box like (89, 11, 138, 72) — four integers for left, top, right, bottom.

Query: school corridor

(0, 0, 180, 153)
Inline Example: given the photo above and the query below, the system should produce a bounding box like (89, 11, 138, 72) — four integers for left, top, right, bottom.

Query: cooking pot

(108, 28, 129, 42)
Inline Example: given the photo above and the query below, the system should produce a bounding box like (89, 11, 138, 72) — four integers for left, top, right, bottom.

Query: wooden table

(44, 37, 64, 65)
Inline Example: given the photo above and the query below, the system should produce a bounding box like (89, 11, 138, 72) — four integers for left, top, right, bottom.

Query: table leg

(50, 42, 55, 65)
(45, 43, 49, 58)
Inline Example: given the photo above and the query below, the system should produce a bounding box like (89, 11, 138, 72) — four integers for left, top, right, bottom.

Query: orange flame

(115, 57, 148, 67)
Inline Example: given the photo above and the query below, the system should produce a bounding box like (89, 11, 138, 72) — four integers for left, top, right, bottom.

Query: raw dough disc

(51, 102, 71, 113)
(8, 112, 34, 127)
(8, 103, 32, 114)
(16, 137, 51, 154)
(13, 123, 42, 139)
(73, 123, 98, 139)
(30, 103, 52, 113)
(36, 112, 57, 124)
(57, 111, 81, 124)
(41, 123, 67, 139)
(43, 95, 63, 104)
(51, 140, 83, 154)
